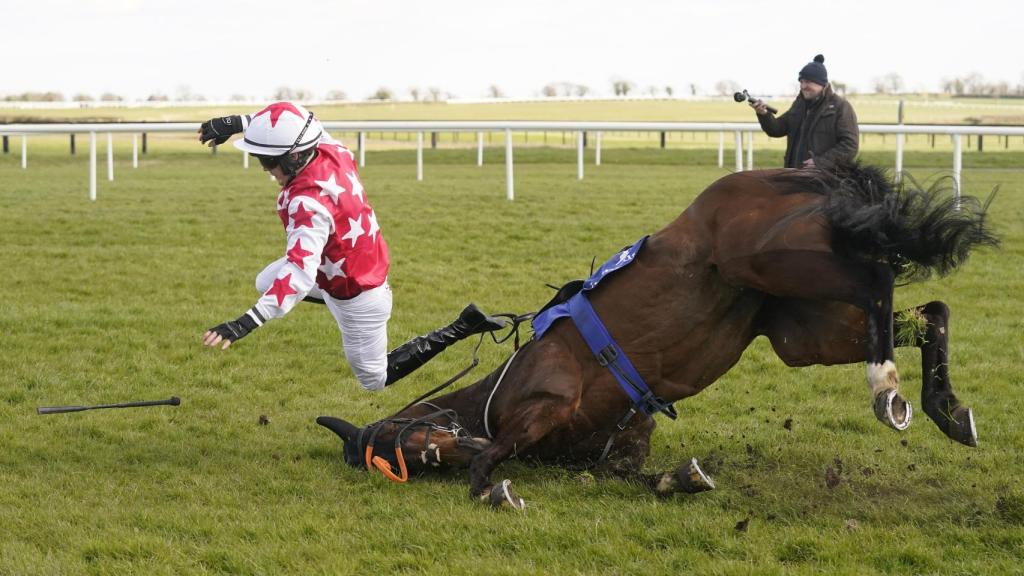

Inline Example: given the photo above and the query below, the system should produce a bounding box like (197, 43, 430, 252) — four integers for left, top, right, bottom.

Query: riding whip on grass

(37, 397, 181, 415)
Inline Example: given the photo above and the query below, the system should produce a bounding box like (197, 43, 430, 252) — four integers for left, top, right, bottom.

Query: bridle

(359, 312, 535, 483)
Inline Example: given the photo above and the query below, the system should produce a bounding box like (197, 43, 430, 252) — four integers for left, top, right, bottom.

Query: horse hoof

(655, 458, 716, 496)
(947, 406, 978, 447)
(873, 389, 912, 431)
(681, 458, 716, 493)
(487, 479, 526, 511)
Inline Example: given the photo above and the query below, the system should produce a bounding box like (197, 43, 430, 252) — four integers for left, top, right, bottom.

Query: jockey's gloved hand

(199, 115, 245, 146)
(207, 313, 259, 344)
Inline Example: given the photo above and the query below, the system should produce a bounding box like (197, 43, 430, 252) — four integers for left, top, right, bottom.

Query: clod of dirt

(258, 415, 270, 426)
(861, 467, 875, 477)
(900, 438, 909, 447)
(825, 466, 841, 489)
(783, 418, 793, 431)
(734, 517, 750, 532)
(844, 519, 859, 531)
(907, 463, 917, 472)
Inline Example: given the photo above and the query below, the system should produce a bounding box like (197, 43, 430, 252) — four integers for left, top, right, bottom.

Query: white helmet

(233, 101, 323, 157)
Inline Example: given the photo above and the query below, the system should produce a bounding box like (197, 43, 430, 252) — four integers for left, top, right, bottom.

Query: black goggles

(254, 154, 282, 170)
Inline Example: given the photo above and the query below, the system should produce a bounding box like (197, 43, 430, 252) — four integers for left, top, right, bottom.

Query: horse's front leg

(601, 418, 716, 497)
(468, 398, 575, 510)
(898, 301, 977, 446)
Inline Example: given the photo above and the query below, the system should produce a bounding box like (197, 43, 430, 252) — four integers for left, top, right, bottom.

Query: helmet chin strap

(279, 112, 317, 177)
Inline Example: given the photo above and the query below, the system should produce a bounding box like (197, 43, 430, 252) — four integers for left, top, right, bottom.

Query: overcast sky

(4, 0, 1021, 101)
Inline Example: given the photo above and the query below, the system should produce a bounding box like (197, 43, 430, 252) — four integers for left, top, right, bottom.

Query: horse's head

(316, 411, 491, 482)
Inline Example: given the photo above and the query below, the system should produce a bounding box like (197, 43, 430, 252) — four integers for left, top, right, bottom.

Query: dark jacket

(757, 84, 859, 170)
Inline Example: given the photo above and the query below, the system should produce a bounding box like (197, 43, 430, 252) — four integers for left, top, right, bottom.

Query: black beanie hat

(799, 54, 828, 86)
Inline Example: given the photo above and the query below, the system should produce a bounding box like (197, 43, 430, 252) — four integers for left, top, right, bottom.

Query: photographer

(751, 55, 859, 170)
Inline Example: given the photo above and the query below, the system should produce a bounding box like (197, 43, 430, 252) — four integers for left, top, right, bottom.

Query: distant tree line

(940, 73, 1024, 97)
(7, 73, 1024, 103)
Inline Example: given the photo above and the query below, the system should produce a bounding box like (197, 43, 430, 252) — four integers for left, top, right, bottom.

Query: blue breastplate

(532, 237, 676, 420)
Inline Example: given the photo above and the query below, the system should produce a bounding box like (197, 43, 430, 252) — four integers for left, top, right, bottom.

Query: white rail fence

(3, 121, 1024, 201)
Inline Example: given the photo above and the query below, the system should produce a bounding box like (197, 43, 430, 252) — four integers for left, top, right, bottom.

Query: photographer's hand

(750, 99, 769, 116)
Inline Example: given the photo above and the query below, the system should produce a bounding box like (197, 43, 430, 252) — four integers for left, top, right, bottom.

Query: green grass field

(1, 135, 1023, 574)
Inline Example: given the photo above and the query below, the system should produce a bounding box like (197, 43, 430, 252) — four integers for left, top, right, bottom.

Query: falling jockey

(196, 101, 505, 390)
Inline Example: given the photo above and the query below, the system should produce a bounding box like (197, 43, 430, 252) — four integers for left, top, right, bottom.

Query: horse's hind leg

(724, 252, 910, 431)
(900, 301, 977, 446)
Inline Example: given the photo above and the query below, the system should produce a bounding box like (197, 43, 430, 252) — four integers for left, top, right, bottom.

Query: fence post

(746, 131, 753, 171)
(477, 131, 483, 166)
(952, 134, 962, 200)
(595, 131, 602, 166)
(895, 131, 904, 182)
(718, 132, 724, 168)
(243, 151, 249, 169)
(577, 131, 584, 180)
(106, 133, 114, 181)
(358, 132, 365, 167)
(505, 129, 514, 201)
(2, 135, 8, 154)
(89, 132, 97, 201)
(431, 131, 437, 149)
(660, 131, 666, 149)
(132, 134, 138, 168)
(70, 134, 76, 155)
(142, 133, 147, 155)
(417, 132, 423, 181)
(211, 143, 217, 156)
(978, 135, 983, 152)
(734, 131, 742, 172)
(21, 135, 27, 169)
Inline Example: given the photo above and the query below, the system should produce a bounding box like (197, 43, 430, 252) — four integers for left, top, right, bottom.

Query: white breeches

(257, 257, 392, 391)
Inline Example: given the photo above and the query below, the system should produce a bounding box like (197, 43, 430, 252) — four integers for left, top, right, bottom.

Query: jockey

(197, 102, 504, 391)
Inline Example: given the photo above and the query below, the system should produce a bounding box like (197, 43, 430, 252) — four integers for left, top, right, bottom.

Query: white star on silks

(341, 215, 365, 247)
(319, 255, 347, 280)
(366, 210, 380, 241)
(315, 173, 347, 205)
(346, 171, 364, 203)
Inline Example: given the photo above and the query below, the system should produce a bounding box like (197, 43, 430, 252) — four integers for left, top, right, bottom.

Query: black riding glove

(207, 312, 260, 344)
(199, 115, 245, 146)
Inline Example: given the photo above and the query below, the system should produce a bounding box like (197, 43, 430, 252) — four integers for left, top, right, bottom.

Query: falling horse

(317, 162, 997, 508)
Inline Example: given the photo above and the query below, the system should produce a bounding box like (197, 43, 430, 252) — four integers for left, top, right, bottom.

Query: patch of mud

(825, 457, 844, 489)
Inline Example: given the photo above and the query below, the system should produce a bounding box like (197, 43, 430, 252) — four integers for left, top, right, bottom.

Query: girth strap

(568, 292, 677, 420)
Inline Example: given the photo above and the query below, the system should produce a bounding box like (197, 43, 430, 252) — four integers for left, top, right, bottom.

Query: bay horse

(317, 162, 997, 508)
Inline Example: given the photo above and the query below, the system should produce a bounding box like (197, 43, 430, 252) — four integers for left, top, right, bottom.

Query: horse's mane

(760, 161, 999, 282)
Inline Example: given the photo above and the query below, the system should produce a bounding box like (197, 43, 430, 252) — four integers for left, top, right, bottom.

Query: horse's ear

(316, 416, 359, 442)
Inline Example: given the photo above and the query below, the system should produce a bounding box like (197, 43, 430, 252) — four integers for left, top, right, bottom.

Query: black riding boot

(385, 304, 507, 386)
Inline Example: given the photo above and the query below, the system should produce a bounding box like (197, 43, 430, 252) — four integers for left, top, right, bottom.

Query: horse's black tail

(819, 162, 999, 282)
